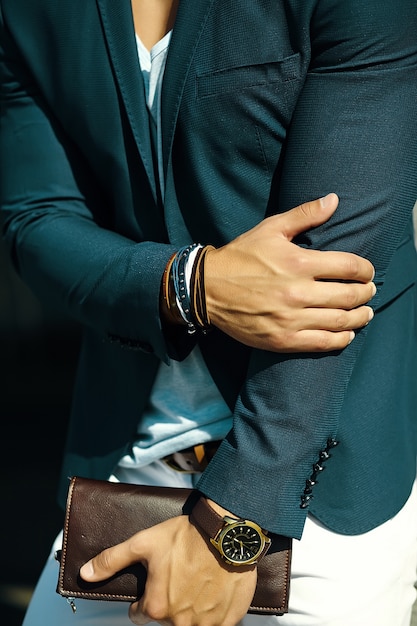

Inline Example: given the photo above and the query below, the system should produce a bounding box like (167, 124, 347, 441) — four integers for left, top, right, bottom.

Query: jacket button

(300, 494, 313, 509)
(326, 438, 339, 449)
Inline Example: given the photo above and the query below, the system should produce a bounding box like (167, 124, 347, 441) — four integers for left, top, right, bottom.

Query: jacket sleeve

(0, 8, 180, 363)
(196, 0, 417, 538)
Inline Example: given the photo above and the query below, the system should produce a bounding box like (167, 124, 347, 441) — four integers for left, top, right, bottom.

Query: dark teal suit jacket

(1, 0, 417, 539)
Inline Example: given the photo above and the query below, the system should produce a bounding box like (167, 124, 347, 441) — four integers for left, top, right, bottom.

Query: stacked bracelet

(171, 243, 201, 334)
(190, 245, 215, 332)
(161, 251, 181, 325)
(161, 243, 214, 335)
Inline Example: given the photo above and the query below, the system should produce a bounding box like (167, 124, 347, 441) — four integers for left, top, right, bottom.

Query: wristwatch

(190, 496, 271, 566)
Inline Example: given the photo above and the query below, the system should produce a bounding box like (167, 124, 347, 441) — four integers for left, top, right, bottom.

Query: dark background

(0, 237, 81, 626)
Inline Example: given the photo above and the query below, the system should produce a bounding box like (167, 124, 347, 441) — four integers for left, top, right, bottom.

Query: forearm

(0, 112, 176, 361)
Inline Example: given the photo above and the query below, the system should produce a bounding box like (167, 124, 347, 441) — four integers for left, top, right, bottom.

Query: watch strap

(190, 496, 227, 539)
(190, 496, 271, 566)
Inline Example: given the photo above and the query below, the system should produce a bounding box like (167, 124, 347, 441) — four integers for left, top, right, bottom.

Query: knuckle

(142, 599, 166, 622)
(334, 311, 349, 330)
(96, 549, 114, 571)
(345, 255, 361, 279)
(312, 331, 349, 352)
(342, 287, 359, 310)
(291, 250, 310, 274)
(273, 330, 297, 352)
(285, 284, 306, 308)
(313, 332, 334, 351)
(342, 254, 373, 282)
(298, 200, 314, 221)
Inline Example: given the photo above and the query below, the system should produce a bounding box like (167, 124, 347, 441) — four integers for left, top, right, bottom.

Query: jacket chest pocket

(196, 53, 302, 100)
(180, 53, 303, 179)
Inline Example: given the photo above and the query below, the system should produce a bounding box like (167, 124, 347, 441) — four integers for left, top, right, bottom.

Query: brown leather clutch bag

(56, 476, 292, 615)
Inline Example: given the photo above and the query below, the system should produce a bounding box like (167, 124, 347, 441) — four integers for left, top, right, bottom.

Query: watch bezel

(211, 516, 271, 566)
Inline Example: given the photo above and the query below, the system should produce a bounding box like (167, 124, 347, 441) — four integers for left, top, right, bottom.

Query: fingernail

(348, 331, 355, 344)
(320, 193, 338, 208)
(368, 308, 374, 322)
(80, 561, 94, 579)
(371, 283, 377, 296)
(319, 194, 330, 208)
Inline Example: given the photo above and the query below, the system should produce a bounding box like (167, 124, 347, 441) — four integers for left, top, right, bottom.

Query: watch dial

(220, 525, 262, 563)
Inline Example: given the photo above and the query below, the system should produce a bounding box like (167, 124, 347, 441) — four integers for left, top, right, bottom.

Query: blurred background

(1, 208, 416, 626)
(0, 235, 81, 626)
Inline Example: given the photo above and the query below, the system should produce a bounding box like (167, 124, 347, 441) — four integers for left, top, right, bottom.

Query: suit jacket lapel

(161, 0, 216, 179)
(95, 0, 157, 199)
(95, 0, 216, 213)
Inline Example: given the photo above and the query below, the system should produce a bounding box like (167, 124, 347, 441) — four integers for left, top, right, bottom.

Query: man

(1, 1, 416, 625)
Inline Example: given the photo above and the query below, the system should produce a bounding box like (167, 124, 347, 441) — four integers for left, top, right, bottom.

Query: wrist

(190, 496, 271, 567)
(205, 498, 234, 518)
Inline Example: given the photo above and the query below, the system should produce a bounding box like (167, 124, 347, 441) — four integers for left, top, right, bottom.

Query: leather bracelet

(190, 244, 215, 332)
(160, 244, 215, 332)
(160, 252, 184, 326)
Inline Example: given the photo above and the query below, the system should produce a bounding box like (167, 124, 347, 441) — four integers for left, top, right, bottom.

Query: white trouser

(22, 461, 417, 626)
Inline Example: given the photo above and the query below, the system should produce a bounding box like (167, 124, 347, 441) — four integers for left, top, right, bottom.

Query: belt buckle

(163, 442, 220, 473)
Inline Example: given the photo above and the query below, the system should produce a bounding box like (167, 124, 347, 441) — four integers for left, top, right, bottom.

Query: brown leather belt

(163, 441, 221, 473)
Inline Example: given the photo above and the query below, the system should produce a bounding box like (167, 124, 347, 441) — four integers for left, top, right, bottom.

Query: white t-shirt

(114, 33, 233, 476)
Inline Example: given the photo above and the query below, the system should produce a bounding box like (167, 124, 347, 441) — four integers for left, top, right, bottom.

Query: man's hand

(80, 516, 256, 626)
(204, 193, 376, 352)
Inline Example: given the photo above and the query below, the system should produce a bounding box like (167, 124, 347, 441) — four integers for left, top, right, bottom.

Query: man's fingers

(300, 279, 376, 310)
(204, 194, 377, 355)
(295, 304, 374, 333)
(286, 329, 358, 353)
(254, 305, 373, 353)
(80, 537, 145, 582)
(307, 249, 375, 284)
(273, 195, 375, 283)
(278, 193, 340, 241)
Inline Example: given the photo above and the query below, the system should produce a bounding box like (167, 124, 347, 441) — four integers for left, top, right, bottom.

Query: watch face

(218, 522, 264, 565)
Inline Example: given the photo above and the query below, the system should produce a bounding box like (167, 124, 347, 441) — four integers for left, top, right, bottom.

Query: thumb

(80, 536, 146, 582)
(279, 193, 339, 241)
